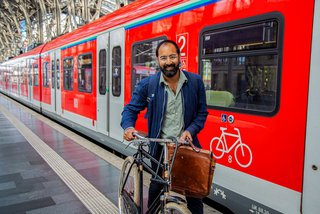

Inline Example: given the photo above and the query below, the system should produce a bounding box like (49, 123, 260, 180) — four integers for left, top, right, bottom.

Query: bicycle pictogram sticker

(210, 127, 252, 168)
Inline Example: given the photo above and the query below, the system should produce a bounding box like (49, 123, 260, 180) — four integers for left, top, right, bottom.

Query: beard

(160, 63, 180, 78)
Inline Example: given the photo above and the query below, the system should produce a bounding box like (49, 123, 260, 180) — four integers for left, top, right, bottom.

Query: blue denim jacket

(121, 70, 208, 156)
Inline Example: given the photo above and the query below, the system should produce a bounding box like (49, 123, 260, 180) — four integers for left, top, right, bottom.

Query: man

(121, 40, 208, 213)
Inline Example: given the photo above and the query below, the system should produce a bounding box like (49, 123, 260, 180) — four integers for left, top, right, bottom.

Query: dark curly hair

(156, 40, 180, 57)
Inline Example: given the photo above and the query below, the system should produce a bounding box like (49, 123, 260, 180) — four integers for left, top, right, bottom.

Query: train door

(49, 50, 62, 115)
(17, 63, 21, 96)
(54, 50, 62, 115)
(302, 1, 320, 213)
(27, 59, 33, 102)
(50, 51, 55, 112)
(109, 28, 125, 141)
(96, 33, 109, 135)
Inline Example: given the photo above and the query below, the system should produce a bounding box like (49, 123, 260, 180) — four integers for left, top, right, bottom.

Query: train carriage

(0, 0, 319, 213)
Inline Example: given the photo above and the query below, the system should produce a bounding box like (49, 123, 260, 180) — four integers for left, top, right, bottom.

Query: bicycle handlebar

(131, 132, 201, 153)
(132, 132, 188, 145)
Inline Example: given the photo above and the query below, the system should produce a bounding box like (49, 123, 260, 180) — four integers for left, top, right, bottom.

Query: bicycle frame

(120, 136, 187, 213)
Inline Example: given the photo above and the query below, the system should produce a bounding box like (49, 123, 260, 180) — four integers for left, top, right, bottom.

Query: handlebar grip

(132, 132, 147, 140)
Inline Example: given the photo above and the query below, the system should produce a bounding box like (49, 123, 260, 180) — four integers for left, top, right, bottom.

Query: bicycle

(118, 132, 192, 214)
(210, 127, 252, 168)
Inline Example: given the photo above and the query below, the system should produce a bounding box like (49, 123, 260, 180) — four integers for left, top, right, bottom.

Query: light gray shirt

(160, 71, 188, 139)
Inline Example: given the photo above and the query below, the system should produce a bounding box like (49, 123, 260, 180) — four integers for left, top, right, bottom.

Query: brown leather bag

(167, 144, 216, 198)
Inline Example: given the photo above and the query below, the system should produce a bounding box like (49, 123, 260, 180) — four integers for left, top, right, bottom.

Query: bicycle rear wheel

(162, 202, 191, 214)
(118, 156, 140, 213)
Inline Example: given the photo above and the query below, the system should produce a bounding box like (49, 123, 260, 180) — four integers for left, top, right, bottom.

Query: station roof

(0, 0, 135, 62)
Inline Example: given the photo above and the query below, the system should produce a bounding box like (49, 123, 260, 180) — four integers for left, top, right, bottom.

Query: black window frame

(33, 63, 39, 86)
(63, 57, 74, 91)
(51, 60, 55, 89)
(42, 62, 49, 87)
(56, 59, 60, 89)
(99, 49, 107, 95)
(112, 46, 121, 97)
(28, 62, 32, 86)
(131, 36, 166, 94)
(77, 53, 93, 93)
(199, 12, 283, 116)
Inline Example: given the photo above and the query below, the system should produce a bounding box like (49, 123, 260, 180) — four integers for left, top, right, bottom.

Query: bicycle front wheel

(162, 202, 191, 214)
(118, 156, 140, 213)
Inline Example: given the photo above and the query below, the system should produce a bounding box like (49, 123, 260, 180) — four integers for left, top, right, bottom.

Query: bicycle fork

(138, 164, 143, 213)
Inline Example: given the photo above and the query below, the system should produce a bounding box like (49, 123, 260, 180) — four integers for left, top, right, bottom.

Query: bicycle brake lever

(125, 141, 133, 149)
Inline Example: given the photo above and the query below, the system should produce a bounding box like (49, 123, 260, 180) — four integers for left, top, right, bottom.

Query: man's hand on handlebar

(123, 127, 137, 141)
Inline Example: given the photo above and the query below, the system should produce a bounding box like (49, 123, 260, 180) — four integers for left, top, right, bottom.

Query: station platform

(0, 94, 219, 214)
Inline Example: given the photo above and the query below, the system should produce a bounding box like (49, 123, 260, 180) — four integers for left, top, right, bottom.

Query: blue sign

(221, 114, 227, 122)
(228, 115, 234, 123)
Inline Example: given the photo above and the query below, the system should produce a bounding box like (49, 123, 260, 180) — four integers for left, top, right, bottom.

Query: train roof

(1, 0, 188, 63)
(41, 0, 188, 53)
(1, 43, 46, 64)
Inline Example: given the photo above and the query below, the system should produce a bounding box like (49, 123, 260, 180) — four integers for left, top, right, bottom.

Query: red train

(1, 0, 319, 213)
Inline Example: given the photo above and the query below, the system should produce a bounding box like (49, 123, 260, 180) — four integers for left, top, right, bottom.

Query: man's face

(157, 43, 180, 78)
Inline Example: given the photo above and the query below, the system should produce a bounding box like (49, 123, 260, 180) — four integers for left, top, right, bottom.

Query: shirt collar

(159, 70, 188, 86)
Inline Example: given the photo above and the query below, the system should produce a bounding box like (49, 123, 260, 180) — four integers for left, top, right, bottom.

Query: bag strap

(188, 140, 201, 153)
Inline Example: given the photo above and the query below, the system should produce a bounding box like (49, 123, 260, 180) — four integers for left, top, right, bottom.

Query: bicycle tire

(118, 156, 140, 213)
(160, 202, 191, 214)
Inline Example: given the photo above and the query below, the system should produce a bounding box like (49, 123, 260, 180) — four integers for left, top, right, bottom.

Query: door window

(33, 64, 38, 86)
(99, 49, 107, 95)
(63, 57, 74, 91)
(43, 62, 49, 87)
(56, 59, 60, 89)
(51, 60, 55, 89)
(78, 53, 92, 93)
(112, 46, 121, 97)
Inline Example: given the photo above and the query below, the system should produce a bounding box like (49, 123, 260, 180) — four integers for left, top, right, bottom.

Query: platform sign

(177, 33, 189, 71)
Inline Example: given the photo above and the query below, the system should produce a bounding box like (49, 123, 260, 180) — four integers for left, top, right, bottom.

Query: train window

(22, 66, 27, 86)
(42, 62, 49, 87)
(51, 60, 55, 89)
(203, 21, 277, 54)
(132, 38, 164, 93)
(112, 46, 121, 97)
(99, 49, 107, 95)
(63, 57, 74, 91)
(200, 18, 281, 115)
(12, 66, 18, 85)
(56, 59, 60, 89)
(78, 53, 92, 93)
(28, 63, 32, 86)
(33, 64, 39, 86)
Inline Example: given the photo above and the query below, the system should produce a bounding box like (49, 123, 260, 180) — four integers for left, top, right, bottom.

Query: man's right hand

(123, 127, 137, 141)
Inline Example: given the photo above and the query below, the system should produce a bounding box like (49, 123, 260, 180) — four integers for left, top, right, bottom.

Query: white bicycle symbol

(210, 127, 252, 168)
